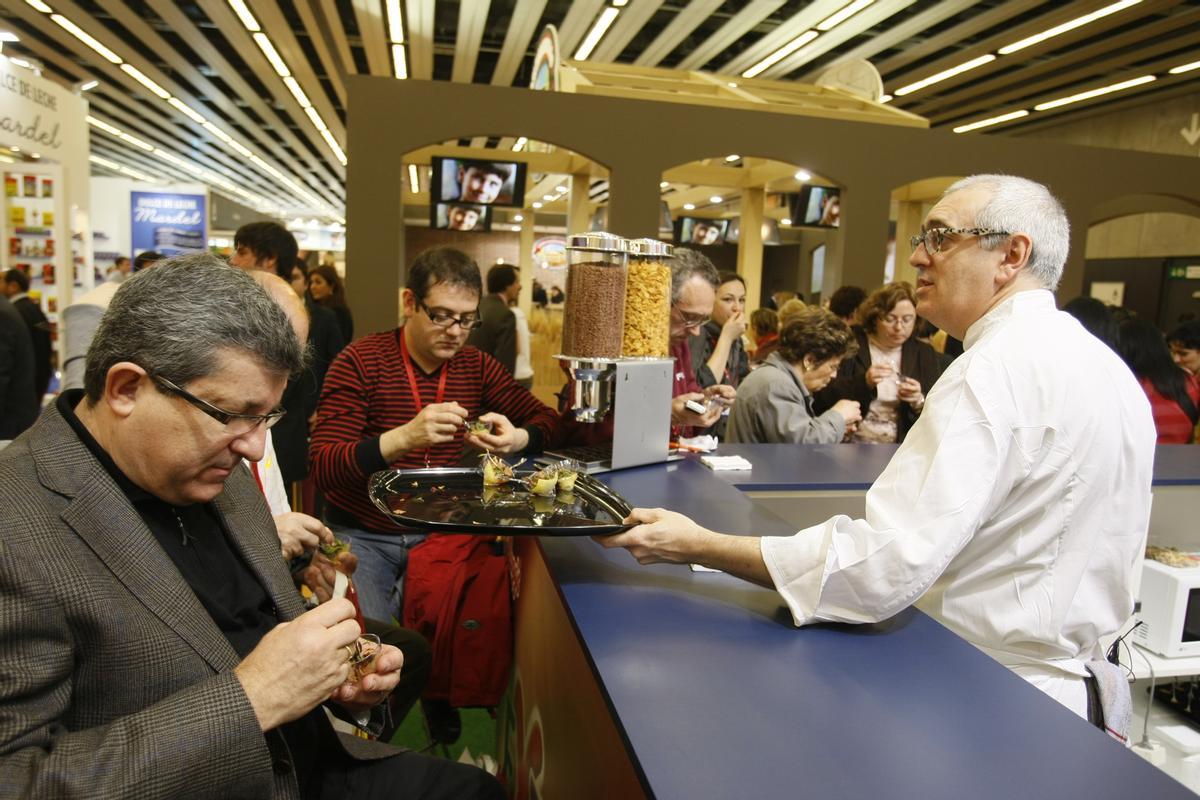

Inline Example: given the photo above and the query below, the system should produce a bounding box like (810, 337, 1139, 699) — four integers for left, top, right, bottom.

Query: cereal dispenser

(555, 232, 674, 472)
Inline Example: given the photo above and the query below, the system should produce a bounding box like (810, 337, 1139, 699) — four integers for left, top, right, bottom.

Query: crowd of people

(0, 174, 1196, 796)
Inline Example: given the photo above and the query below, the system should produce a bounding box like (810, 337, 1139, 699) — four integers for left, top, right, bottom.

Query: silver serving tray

(368, 467, 634, 536)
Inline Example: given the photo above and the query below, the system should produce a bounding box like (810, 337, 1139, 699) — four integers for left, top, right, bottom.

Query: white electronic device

(1135, 559, 1200, 658)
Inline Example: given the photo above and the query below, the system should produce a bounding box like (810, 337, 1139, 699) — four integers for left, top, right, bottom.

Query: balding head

(250, 269, 309, 343)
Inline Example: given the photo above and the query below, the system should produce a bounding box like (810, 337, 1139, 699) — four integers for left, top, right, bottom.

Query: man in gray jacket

(0, 255, 500, 799)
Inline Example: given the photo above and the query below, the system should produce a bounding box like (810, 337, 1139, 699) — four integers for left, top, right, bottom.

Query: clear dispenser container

(622, 238, 673, 358)
(560, 232, 628, 359)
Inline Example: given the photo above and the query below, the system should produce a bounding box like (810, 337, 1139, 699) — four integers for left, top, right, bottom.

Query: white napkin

(700, 455, 753, 471)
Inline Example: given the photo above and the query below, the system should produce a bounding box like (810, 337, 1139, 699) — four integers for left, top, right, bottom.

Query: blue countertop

(539, 459, 1193, 799)
(703, 442, 1200, 491)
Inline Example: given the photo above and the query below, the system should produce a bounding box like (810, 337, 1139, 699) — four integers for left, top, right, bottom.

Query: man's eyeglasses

(417, 300, 484, 331)
(675, 308, 711, 329)
(909, 226, 1010, 254)
(151, 374, 286, 435)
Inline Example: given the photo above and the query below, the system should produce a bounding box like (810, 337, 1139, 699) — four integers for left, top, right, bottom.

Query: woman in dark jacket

(813, 281, 943, 443)
(308, 264, 354, 343)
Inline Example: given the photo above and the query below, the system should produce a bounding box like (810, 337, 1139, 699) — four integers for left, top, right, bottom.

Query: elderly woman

(691, 272, 751, 390)
(813, 281, 943, 444)
(726, 307, 862, 444)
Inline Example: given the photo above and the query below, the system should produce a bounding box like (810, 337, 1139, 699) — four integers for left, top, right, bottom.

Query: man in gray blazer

(0, 255, 501, 799)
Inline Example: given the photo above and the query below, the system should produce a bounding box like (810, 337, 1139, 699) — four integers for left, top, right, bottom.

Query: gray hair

(84, 253, 306, 402)
(942, 174, 1070, 290)
(670, 248, 720, 304)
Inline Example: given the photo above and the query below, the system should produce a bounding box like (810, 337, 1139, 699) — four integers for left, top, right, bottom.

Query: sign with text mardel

(130, 191, 207, 257)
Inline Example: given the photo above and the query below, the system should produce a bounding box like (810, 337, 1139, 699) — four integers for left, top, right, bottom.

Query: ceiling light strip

(50, 14, 121, 63)
(817, 0, 875, 33)
(253, 33, 290, 77)
(893, 54, 995, 96)
(226, 0, 261, 32)
(385, 0, 405, 43)
(998, 0, 1143, 56)
(407, 163, 420, 193)
(952, 109, 1030, 133)
(575, 7, 621, 61)
(24, 1, 53, 13)
(742, 31, 819, 78)
(120, 64, 170, 99)
(1169, 60, 1200, 75)
(1033, 74, 1156, 111)
(89, 116, 301, 213)
(392, 43, 408, 79)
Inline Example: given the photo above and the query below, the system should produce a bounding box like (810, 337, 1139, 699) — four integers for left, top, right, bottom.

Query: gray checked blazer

(0, 402, 396, 799)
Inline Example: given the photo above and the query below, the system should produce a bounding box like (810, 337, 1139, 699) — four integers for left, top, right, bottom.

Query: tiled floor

(1132, 679, 1200, 795)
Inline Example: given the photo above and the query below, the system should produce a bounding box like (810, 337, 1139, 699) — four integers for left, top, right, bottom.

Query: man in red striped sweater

(310, 247, 556, 622)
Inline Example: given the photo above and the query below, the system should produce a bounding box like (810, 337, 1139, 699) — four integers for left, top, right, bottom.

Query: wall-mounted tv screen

(675, 217, 729, 246)
(725, 217, 781, 245)
(431, 157, 526, 207)
(790, 185, 841, 228)
(430, 202, 492, 232)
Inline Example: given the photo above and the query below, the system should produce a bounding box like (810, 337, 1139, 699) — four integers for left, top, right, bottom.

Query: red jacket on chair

(402, 533, 513, 708)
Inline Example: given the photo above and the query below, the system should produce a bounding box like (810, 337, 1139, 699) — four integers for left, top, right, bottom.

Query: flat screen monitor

(725, 217, 781, 245)
(431, 157, 526, 207)
(790, 185, 841, 228)
(430, 202, 492, 232)
(675, 216, 729, 246)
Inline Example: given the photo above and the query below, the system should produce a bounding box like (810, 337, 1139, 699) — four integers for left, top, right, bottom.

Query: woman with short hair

(813, 281, 943, 444)
(726, 307, 862, 444)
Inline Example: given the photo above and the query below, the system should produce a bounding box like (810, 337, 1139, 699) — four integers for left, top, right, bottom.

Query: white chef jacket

(761, 290, 1155, 714)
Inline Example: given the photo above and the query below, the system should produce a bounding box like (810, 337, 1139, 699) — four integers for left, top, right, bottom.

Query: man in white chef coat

(600, 174, 1156, 724)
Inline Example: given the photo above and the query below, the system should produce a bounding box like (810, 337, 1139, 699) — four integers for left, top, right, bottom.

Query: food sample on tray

(550, 460, 581, 492)
(348, 634, 382, 684)
(526, 465, 559, 496)
(464, 419, 492, 435)
(481, 452, 513, 486)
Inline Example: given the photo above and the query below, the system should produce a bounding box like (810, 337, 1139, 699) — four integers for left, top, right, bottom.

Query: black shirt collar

(56, 389, 153, 503)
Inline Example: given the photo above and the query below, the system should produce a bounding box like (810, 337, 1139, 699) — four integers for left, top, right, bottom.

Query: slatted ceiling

(718, 0, 852, 77)
(244, 1, 348, 143)
(405, 0, 436, 80)
(762, 0, 920, 80)
(352, 0, 392, 76)
(310, 0, 356, 93)
(916, 9, 1200, 121)
(451, 0, 491, 83)
(632, 0, 724, 66)
(290, 1, 350, 108)
(589, 0, 664, 64)
(490, 0, 549, 86)
(934, 38, 1200, 127)
(675, 0, 789, 71)
(882, 0, 1176, 100)
(145, 0, 347, 198)
(872, 0, 1045, 79)
(3, 0, 1199, 221)
(796, 0, 978, 81)
(555, 0, 609, 58)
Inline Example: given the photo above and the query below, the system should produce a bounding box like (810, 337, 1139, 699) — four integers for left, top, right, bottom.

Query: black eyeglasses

(151, 374, 286, 434)
(674, 307, 711, 328)
(417, 300, 484, 331)
(909, 226, 1010, 254)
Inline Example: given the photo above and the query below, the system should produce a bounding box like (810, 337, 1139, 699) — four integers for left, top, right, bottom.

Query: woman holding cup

(813, 282, 943, 444)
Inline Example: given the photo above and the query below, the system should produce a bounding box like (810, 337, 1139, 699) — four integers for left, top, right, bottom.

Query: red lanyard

(399, 327, 449, 464)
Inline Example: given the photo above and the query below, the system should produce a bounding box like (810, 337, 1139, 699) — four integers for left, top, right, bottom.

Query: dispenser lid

(627, 238, 674, 258)
(567, 231, 627, 253)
